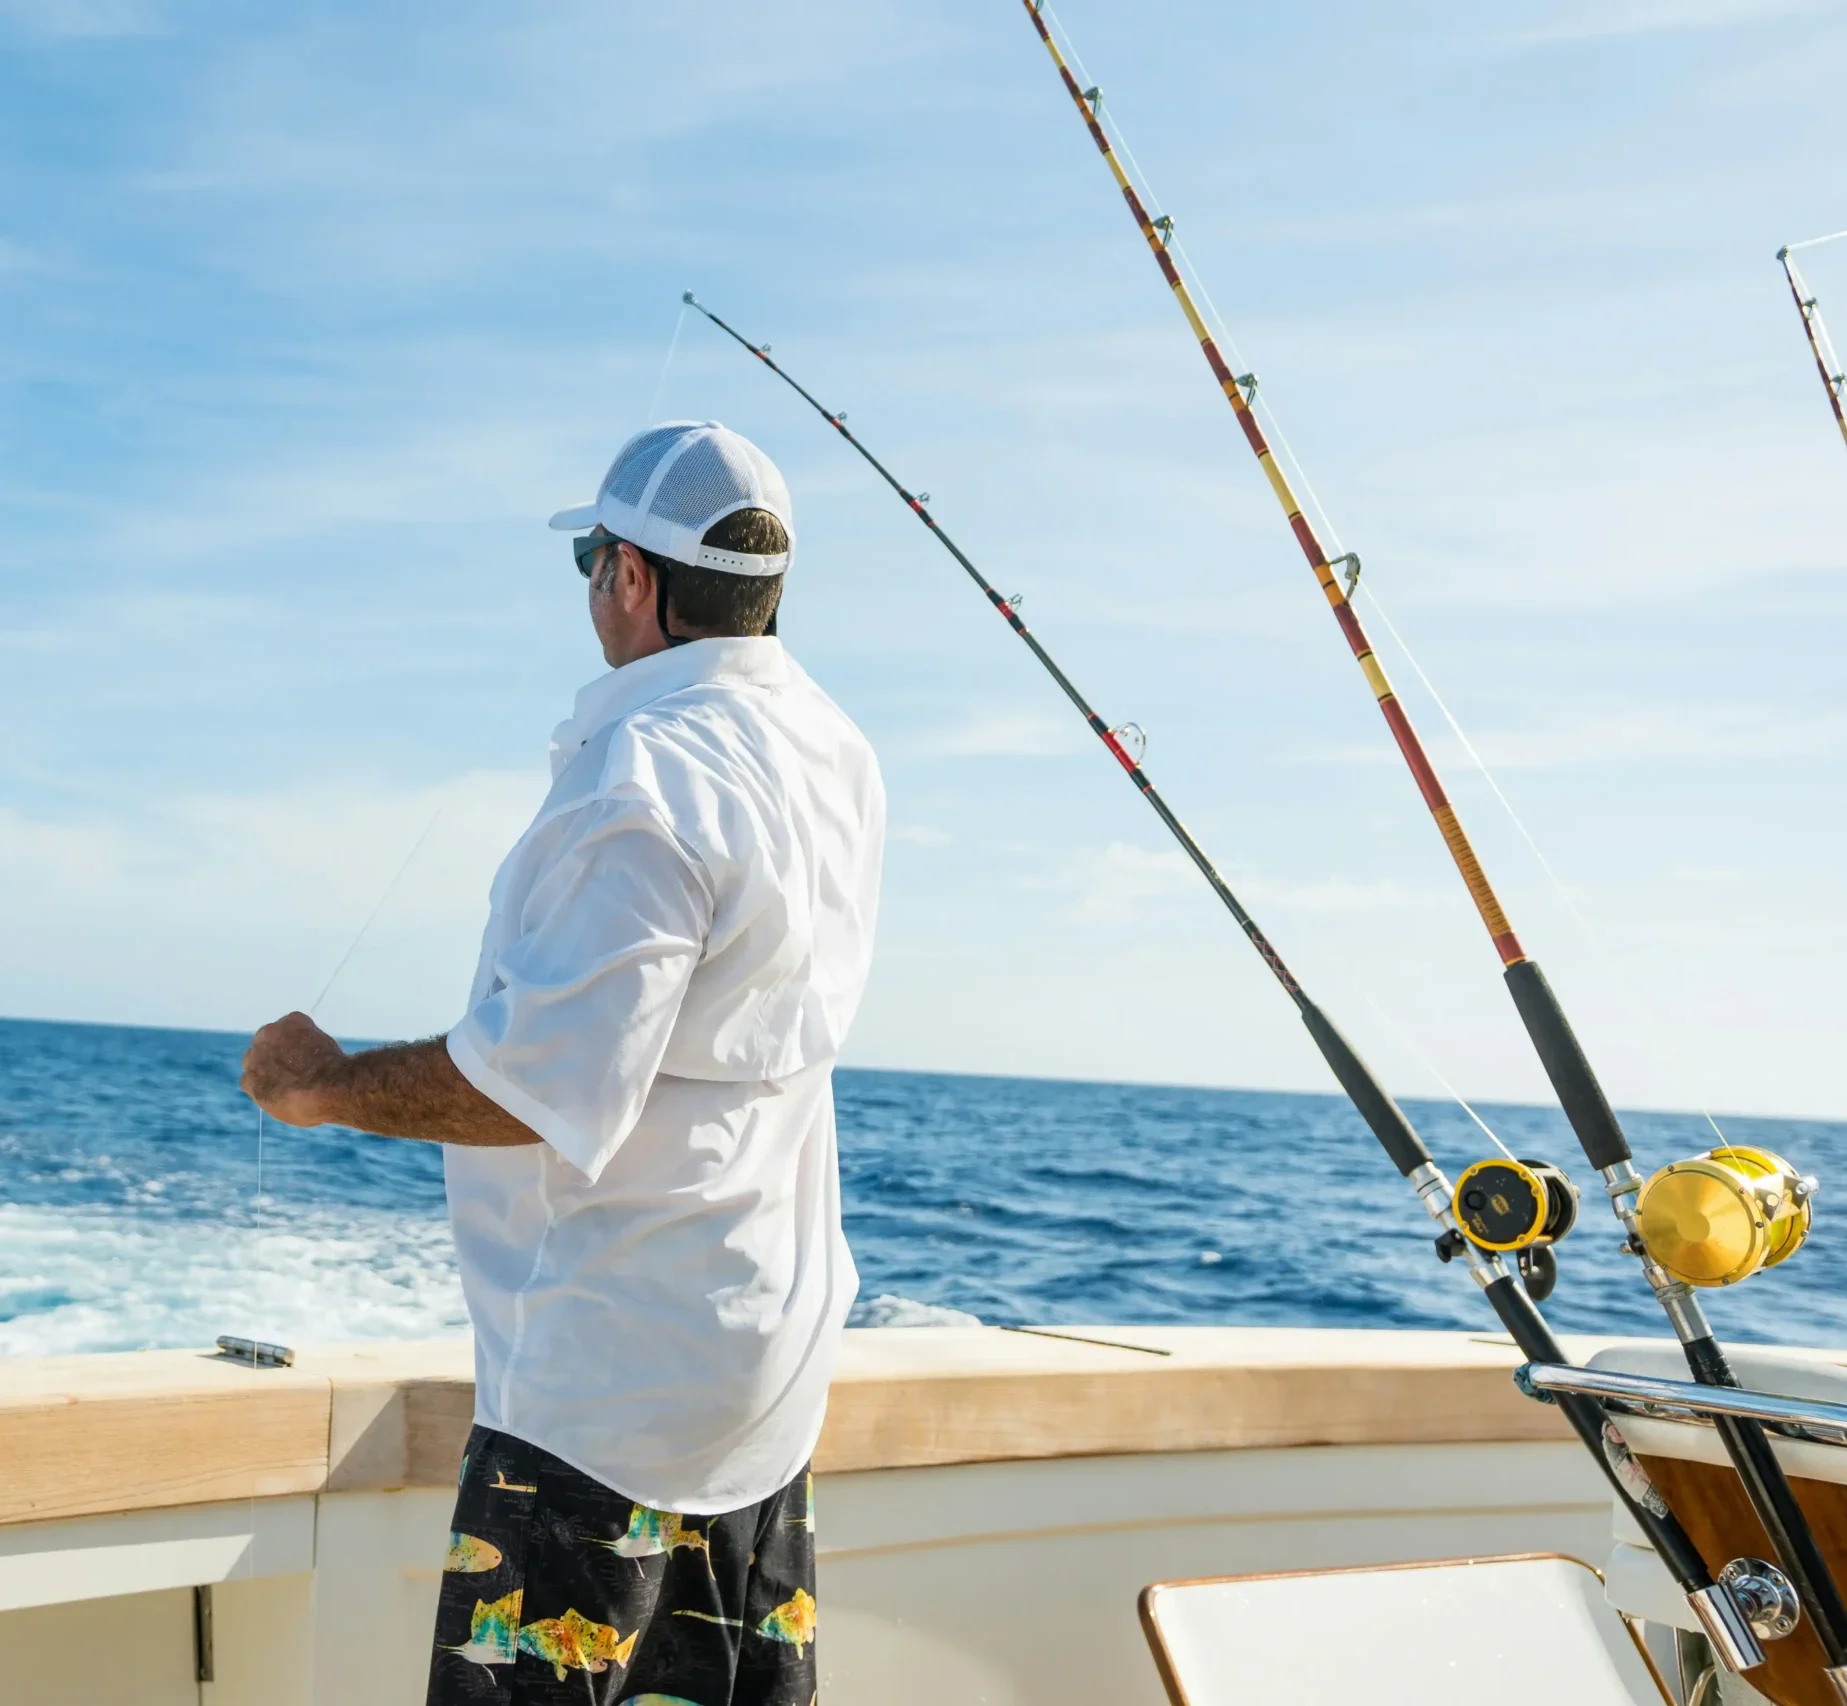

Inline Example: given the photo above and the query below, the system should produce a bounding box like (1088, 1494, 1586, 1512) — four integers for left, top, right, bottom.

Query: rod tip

(682, 290, 697, 304)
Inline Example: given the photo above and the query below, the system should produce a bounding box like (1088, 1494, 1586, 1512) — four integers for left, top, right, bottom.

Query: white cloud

(1456, 707, 1841, 771)
(1302, 703, 1843, 774)
(916, 707, 1090, 759)
(1247, 876, 1448, 914)
(1054, 844, 1447, 925)
(0, 769, 547, 1037)
(0, 0, 164, 40)
(1090, 840, 1195, 900)
(1496, 0, 1823, 45)
(4, 0, 1847, 1121)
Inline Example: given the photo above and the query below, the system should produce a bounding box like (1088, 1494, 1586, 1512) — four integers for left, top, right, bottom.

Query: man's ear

(617, 542, 654, 613)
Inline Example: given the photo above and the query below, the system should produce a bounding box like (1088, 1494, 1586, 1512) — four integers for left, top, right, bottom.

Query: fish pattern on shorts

(426, 1425, 816, 1706)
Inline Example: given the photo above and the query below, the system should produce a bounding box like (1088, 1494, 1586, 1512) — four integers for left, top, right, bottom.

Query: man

(242, 420, 885, 1706)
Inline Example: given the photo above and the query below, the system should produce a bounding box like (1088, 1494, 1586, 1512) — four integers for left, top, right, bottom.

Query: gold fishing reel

(1635, 1146, 1815, 1288)
(1450, 1158, 1581, 1302)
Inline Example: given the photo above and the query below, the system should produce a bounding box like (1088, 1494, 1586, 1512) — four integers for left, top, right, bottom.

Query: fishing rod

(1777, 235, 1847, 453)
(1013, 3, 1847, 1684)
(683, 288, 1773, 1676)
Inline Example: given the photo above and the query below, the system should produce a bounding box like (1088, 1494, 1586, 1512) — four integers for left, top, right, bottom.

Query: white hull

(0, 1326, 1677, 1705)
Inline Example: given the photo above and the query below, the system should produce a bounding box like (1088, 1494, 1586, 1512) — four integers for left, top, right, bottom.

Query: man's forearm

(323, 1037, 541, 1148)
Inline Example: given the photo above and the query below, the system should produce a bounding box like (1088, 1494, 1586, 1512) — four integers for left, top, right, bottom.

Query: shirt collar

(550, 637, 789, 768)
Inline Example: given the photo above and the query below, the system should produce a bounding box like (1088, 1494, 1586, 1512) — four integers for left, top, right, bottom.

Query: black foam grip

(1502, 959, 1631, 1170)
(1682, 1333, 1736, 1388)
(1299, 1001, 1430, 1177)
(1484, 1277, 1713, 1591)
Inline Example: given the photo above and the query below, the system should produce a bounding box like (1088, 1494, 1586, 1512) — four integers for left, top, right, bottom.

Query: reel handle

(1299, 1000, 1429, 1177)
(1518, 1244, 1558, 1302)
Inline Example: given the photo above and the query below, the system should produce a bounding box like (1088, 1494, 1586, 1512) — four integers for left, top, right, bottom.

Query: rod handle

(1299, 1001, 1429, 1177)
(1502, 959, 1632, 1170)
(1482, 1277, 1717, 1595)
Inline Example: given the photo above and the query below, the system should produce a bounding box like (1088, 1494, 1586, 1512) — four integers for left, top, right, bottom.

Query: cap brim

(547, 503, 598, 532)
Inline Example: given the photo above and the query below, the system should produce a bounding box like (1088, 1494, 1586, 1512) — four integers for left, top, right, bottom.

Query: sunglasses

(574, 533, 616, 578)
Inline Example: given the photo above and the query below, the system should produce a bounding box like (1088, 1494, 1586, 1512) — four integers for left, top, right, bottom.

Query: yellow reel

(1452, 1158, 1579, 1253)
(1635, 1146, 1814, 1288)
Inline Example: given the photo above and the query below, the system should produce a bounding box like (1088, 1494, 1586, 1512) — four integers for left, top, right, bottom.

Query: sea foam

(0, 1200, 467, 1355)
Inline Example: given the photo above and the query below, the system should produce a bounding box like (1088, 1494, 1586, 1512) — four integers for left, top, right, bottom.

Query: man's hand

(242, 1022, 539, 1149)
(241, 1011, 346, 1127)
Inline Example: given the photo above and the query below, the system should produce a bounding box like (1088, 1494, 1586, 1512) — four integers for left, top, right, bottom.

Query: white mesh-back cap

(547, 421, 794, 577)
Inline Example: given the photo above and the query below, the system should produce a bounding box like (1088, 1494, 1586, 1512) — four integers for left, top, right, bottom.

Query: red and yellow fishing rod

(1778, 235, 1847, 453)
(1015, 3, 1847, 1683)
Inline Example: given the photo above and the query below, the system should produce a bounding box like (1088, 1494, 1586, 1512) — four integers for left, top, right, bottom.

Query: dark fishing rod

(683, 288, 1768, 1674)
(1014, 4, 1847, 1683)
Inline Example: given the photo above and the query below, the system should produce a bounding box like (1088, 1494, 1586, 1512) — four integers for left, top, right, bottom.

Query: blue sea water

(2, 1013, 1845, 1356)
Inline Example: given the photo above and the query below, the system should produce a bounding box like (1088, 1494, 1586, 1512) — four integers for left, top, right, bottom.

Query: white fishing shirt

(444, 636, 884, 1514)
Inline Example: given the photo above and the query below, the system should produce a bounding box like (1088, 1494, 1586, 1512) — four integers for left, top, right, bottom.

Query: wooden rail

(0, 1327, 1581, 1528)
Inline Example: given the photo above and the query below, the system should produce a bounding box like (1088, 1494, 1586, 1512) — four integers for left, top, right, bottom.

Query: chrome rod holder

(1516, 1362, 1847, 1442)
(1689, 1582, 1767, 1674)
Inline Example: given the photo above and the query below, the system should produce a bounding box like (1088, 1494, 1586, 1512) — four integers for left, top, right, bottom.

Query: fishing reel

(1634, 1146, 1814, 1288)
(1449, 1158, 1580, 1302)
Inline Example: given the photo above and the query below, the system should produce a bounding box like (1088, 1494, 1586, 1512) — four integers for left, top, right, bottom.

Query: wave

(850, 1293, 982, 1329)
(8, 1019, 1847, 1352)
(0, 1201, 467, 1356)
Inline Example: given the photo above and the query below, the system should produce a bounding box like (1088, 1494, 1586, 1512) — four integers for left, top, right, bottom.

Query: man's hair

(647, 509, 787, 637)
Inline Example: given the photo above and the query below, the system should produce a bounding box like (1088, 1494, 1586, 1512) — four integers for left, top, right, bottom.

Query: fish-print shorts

(426, 1425, 817, 1706)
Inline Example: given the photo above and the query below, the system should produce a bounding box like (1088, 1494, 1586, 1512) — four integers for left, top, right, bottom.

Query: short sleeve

(447, 796, 714, 1181)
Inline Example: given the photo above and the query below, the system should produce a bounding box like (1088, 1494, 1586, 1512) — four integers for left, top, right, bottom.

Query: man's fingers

(249, 1011, 314, 1050)
(240, 1012, 339, 1127)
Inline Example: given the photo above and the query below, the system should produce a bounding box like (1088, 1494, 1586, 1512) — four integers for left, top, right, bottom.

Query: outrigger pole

(683, 290, 1767, 1675)
(1777, 236, 1847, 453)
(1014, 3, 1847, 1685)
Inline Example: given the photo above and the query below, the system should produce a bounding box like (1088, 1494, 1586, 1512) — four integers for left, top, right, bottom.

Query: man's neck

(605, 625, 741, 670)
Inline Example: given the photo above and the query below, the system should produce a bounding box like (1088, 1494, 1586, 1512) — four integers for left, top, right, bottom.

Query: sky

(2, 0, 1845, 1119)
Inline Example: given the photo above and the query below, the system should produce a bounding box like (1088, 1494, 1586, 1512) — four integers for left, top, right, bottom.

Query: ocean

(2, 1013, 1844, 1357)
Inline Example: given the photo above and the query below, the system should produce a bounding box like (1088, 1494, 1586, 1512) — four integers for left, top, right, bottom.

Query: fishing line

(1348, 987, 1516, 1164)
(1032, 8, 1531, 867)
(1036, 0, 1730, 1142)
(305, 798, 452, 1020)
(685, 283, 1527, 1171)
(686, 289, 1743, 1631)
(246, 795, 451, 1343)
(1786, 229, 1847, 253)
(646, 302, 689, 424)
(1207, 350, 1736, 1141)
(1021, 2, 1847, 1667)
(238, 789, 452, 1591)
(1038, 7, 1346, 558)
(1357, 580, 1731, 1146)
(679, 278, 1630, 1171)
(682, 293, 1401, 1012)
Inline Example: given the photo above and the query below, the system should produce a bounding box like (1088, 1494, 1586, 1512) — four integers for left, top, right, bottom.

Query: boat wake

(0, 1200, 467, 1355)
